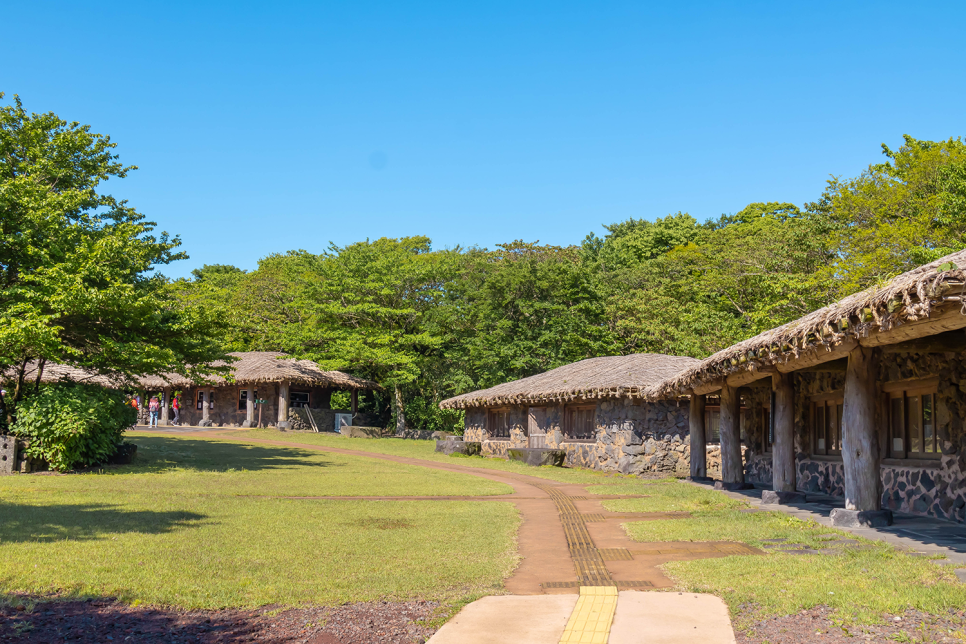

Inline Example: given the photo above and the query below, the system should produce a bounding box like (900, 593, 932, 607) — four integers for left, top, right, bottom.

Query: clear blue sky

(6, 1, 965, 278)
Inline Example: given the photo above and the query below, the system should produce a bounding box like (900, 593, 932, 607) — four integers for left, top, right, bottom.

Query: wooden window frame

(811, 393, 844, 457)
(290, 390, 311, 409)
(887, 381, 939, 460)
(563, 404, 597, 443)
(487, 408, 513, 441)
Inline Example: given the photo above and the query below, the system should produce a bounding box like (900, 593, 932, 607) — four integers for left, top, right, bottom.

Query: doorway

(528, 407, 547, 449)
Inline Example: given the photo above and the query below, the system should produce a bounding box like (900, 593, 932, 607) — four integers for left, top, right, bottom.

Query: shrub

(11, 383, 137, 472)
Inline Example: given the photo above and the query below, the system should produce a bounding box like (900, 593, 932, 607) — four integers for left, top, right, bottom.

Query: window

(705, 407, 721, 443)
(888, 382, 939, 459)
(488, 409, 512, 439)
(290, 391, 310, 408)
(811, 394, 843, 456)
(565, 405, 596, 441)
(239, 389, 259, 411)
(197, 390, 204, 410)
(761, 398, 773, 453)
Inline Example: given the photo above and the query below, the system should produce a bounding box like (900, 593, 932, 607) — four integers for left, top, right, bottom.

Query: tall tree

(0, 93, 229, 408)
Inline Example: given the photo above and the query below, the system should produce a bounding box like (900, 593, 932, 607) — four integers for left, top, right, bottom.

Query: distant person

(172, 394, 180, 426)
(148, 396, 160, 427)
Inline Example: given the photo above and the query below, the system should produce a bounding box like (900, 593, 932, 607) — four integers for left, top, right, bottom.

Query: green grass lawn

(608, 480, 966, 625)
(231, 428, 638, 485)
(0, 434, 519, 609)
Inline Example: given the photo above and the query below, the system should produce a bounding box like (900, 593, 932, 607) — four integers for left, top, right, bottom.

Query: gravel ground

(0, 597, 440, 643)
(736, 606, 966, 643)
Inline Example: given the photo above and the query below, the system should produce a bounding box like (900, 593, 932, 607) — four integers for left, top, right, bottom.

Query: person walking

(171, 394, 180, 426)
(148, 396, 160, 427)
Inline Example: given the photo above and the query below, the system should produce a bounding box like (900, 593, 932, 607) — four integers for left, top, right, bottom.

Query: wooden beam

(879, 329, 966, 354)
(796, 358, 848, 373)
(771, 373, 796, 493)
(859, 305, 966, 347)
(776, 339, 858, 373)
(719, 384, 744, 484)
(726, 366, 776, 388)
(693, 378, 725, 395)
(841, 346, 883, 512)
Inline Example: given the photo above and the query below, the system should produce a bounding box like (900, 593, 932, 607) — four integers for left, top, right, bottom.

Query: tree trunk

(772, 373, 796, 492)
(719, 384, 744, 483)
(394, 385, 405, 434)
(689, 394, 707, 478)
(33, 358, 46, 394)
(278, 381, 290, 428)
(161, 387, 170, 426)
(245, 387, 255, 427)
(842, 345, 882, 511)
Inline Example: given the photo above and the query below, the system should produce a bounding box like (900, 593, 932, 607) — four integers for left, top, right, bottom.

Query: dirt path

(201, 431, 761, 594)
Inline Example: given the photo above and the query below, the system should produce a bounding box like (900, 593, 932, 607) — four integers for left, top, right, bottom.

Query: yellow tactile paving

(558, 586, 618, 644)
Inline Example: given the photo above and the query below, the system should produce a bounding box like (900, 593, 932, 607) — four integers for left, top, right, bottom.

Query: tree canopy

(0, 93, 229, 408)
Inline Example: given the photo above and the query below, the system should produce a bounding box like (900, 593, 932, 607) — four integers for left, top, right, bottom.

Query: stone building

(439, 354, 699, 475)
(138, 352, 379, 429)
(649, 249, 966, 526)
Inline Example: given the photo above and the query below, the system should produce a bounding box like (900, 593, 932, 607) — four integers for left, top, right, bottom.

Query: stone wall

(792, 352, 966, 523)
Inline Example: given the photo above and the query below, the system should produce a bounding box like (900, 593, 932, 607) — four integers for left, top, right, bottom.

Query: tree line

(2, 91, 965, 433)
(173, 135, 966, 431)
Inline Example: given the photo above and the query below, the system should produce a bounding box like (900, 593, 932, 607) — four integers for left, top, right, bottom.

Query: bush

(11, 383, 137, 472)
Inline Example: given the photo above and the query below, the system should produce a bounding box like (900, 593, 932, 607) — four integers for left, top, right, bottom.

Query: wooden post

(771, 373, 796, 492)
(719, 384, 744, 484)
(244, 386, 255, 428)
(278, 380, 290, 429)
(833, 345, 891, 526)
(202, 388, 210, 426)
(351, 389, 358, 415)
(160, 387, 170, 426)
(689, 394, 707, 479)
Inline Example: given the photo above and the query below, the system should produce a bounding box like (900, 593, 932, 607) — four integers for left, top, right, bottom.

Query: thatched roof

(648, 249, 966, 399)
(439, 353, 700, 409)
(1, 362, 126, 389)
(3, 352, 379, 391)
(137, 352, 379, 390)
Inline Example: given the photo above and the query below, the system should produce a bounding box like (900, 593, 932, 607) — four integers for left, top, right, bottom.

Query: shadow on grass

(115, 436, 341, 474)
(0, 502, 207, 542)
(0, 595, 265, 644)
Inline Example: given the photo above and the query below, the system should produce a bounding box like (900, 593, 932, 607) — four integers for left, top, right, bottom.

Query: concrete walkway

(691, 480, 966, 568)
(427, 589, 736, 644)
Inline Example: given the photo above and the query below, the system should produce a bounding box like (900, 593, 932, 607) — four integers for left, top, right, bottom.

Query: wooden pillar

(202, 388, 211, 426)
(160, 387, 170, 426)
(719, 384, 744, 484)
(244, 386, 255, 428)
(689, 394, 707, 479)
(351, 389, 358, 415)
(278, 380, 290, 428)
(841, 346, 884, 513)
(772, 373, 796, 492)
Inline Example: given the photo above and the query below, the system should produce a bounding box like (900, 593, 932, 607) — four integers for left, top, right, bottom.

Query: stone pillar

(278, 380, 290, 429)
(763, 373, 804, 504)
(160, 387, 170, 426)
(718, 384, 746, 487)
(243, 386, 255, 428)
(689, 394, 707, 479)
(201, 388, 211, 427)
(832, 346, 892, 527)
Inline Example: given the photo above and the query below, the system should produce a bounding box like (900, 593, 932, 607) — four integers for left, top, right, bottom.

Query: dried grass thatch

(439, 353, 700, 409)
(3, 352, 379, 392)
(648, 249, 966, 399)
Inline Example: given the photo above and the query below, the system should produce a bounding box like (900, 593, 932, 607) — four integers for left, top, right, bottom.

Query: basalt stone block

(714, 481, 756, 491)
(435, 439, 481, 456)
(506, 448, 566, 467)
(688, 475, 714, 483)
(761, 490, 807, 505)
(0, 435, 16, 475)
(830, 508, 894, 528)
(622, 444, 645, 456)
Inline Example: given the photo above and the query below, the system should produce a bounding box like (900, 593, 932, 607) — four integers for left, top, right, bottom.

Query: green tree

(0, 93, 229, 410)
(808, 135, 966, 294)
